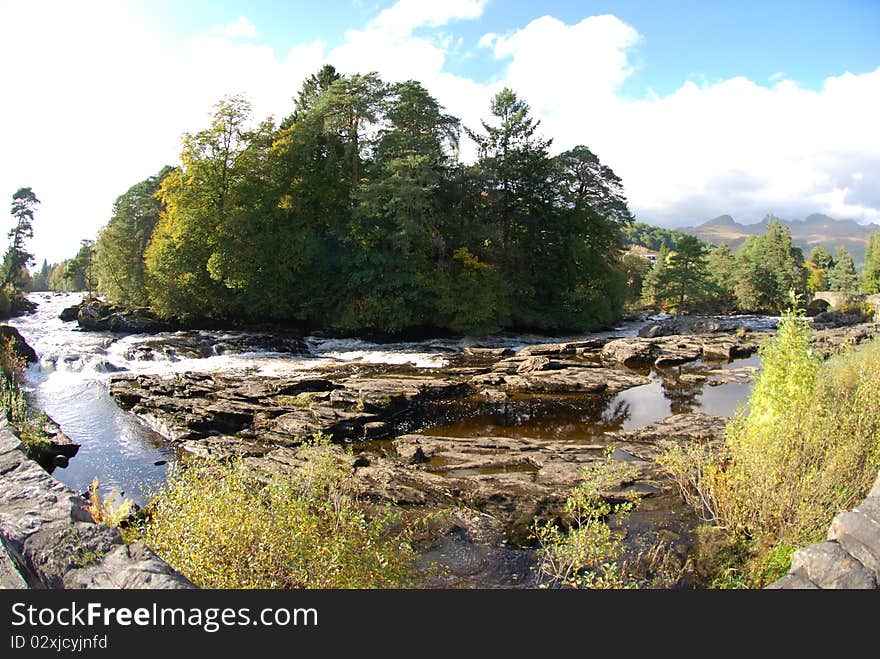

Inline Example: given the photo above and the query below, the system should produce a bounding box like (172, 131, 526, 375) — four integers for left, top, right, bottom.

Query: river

(9, 291, 766, 505)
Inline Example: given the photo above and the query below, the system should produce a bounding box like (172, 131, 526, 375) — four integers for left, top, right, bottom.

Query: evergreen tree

(827, 246, 859, 293)
(733, 221, 805, 312)
(651, 235, 711, 314)
(94, 166, 173, 305)
(3, 187, 39, 291)
(862, 232, 880, 294)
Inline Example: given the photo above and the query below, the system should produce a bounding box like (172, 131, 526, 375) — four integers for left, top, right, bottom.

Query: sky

(1, 0, 879, 264)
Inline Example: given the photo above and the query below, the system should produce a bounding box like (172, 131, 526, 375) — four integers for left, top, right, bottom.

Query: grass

(138, 435, 420, 589)
(659, 305, 880, 587)
(0, 337, 53, 460)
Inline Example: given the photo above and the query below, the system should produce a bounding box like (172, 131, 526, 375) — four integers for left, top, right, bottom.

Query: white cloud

(0, 4, 323, 263)
(473, 14, 880, 227)
(222, 16, 258, 39)
(371, 0, 487, 36)
(2, 1, 878, 265)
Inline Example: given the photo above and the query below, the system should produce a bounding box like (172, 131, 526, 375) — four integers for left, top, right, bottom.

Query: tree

(707, 243, 737, 311)
(283, 63, 341, 127)
(862, 232, 880, 294)
(619, 253, 651, 305)
(64, 240, 96, 296)
(3, 187, 39, 291)
(145, 96, 274, 319)
(343, 80, 459, 331)
(94, 166, 173, 305)
(827, 246, 859, 293)
(809, 245, 833, 271)
(650, 235, 711, 314)
(733, 221, 805, 312)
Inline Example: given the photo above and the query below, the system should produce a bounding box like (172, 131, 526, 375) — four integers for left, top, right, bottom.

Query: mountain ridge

(680, 213, 880, 265)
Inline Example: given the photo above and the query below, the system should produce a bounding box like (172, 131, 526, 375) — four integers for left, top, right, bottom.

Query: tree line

(87, 66, 634, 334)
(633, 220, 880, 314)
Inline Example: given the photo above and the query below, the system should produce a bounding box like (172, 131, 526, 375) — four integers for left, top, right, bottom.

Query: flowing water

(9, 292, 765, 504)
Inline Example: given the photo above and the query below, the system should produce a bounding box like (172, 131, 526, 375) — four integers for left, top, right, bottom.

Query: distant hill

(681, 213, 880, 265)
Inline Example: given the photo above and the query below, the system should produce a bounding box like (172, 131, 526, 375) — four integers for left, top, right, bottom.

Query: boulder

(77, 299, 174, 333)
(602, 338, 657, 366)
(0, 325, 38, 363)
(58, 304, 81, 322)
(639, 316, 741, 338)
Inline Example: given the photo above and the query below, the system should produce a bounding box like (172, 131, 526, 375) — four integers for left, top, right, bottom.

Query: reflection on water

(8, 292, 763, 504)
(415, 355, 759, 441)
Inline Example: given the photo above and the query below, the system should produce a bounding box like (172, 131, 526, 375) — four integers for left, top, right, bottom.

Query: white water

(7, 292, 768, 503)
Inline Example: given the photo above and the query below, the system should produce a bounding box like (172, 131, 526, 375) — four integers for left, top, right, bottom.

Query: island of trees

(9, 66, 880, 329)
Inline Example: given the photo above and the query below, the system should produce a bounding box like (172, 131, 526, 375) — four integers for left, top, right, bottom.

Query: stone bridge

(812, 291, 880, 320)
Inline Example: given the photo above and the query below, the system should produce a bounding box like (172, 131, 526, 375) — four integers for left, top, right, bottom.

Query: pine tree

(827, 246, 859, 293)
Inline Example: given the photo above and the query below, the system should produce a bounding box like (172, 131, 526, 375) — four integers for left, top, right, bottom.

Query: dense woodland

(87, 67, 634, 335)
(9, 67, 880, 327)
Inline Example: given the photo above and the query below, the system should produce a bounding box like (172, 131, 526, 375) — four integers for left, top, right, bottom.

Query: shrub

(532, 450, 639, 589)
(0, 337, 51, 457)
(140, 436, 419, 588)
(82, 477, 133, 527)
(660, 306, 880, 586)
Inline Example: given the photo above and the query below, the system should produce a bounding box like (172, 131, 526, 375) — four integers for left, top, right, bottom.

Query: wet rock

(638, 316, 742, 338)
(812, 310, 869, 331)
(77, 299, 174, 333)
(602, 338, 657, 366)
(0, 325, 38, 363)
(58, 304, 81, 322)
(811, 323, 880, 358)
(471, 365, 649, 395)
(463, 347, 515, 358)
(518, 339, 605, 357)
(515, 356, 552, 373)
(0, 421, 192, 589)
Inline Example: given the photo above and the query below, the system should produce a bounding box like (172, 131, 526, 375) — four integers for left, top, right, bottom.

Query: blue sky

(165, 0, 880, 93)
(1, 0, 879, 263)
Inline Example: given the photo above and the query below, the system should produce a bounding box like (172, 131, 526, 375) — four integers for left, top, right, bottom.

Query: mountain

(681, 213, 880, 265)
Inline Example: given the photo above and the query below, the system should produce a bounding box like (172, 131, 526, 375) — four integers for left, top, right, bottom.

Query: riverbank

(9, 292, 880, 587)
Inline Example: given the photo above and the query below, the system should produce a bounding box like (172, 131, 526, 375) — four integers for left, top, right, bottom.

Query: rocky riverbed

(103, 318, 880, 586)
(13, 294, 880, 588)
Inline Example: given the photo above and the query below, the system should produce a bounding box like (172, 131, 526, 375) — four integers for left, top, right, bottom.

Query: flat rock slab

(471, 364, 649, 395)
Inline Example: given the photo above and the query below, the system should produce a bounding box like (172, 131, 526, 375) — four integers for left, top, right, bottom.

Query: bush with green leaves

(660, 305, 880, 587)
(532, 451, 639, 589)
(141, 436, 419, 589)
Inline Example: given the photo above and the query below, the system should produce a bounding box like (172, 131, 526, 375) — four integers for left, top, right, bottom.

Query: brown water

(406, 354, 759, 443)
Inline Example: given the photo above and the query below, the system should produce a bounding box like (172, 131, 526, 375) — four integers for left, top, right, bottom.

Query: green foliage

(809, 245, 834, 271)
(653, 235, 713, 314)
(94, 167, 172, 305)
(532, 451, 639, 589)
(0, 337, 51, 455)
(863, 232, 880, 293)
(619, 253, 652, 305)
(141, 438, 419, 588)
(731, 221, 806, 312)
(82, 477, 133, 527)
(660, 307, 880, 587)
(706, 243, 737, 311)
(827, 246, 859, 293)
(3, 187, 38, 293)
(622, 222, 692, 251)
(128, 73, 633, 334)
